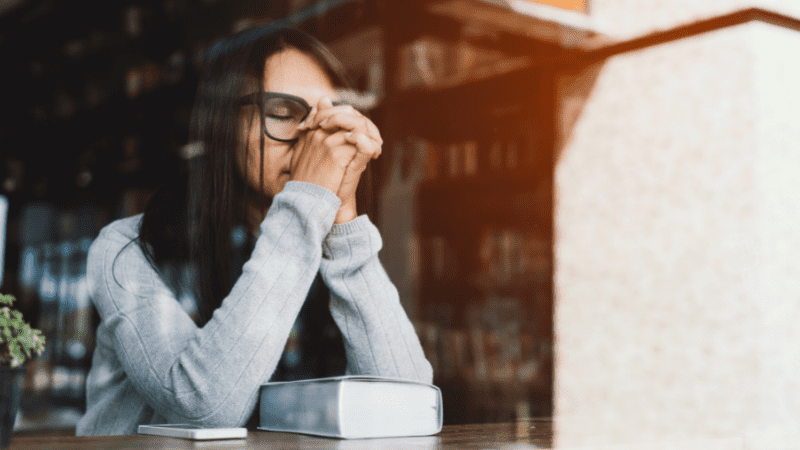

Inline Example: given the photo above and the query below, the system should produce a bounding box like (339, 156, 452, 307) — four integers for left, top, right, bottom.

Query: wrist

(334, 205, 357, 224)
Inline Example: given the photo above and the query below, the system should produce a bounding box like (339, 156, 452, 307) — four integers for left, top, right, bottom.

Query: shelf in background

(417, 175, 552, 236)
(395, 64, 540, 116)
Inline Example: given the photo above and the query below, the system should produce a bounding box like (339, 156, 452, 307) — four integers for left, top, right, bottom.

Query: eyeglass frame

(237, 91, 348, 143)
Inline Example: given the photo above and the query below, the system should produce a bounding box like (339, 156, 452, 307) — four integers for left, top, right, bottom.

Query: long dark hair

(136, 27, 371, 326)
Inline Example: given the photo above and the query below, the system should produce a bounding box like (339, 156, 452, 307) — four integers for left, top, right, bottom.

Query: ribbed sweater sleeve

(86, 181, 340, 427)
(320, 216, 434, 384)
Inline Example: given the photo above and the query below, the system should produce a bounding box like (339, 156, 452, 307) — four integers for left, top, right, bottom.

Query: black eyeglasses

(238, 92, 347, 143)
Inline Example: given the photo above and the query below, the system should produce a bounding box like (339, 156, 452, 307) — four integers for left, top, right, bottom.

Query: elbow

(156, 365, 244, 422)
(161, 389, 253, 427)
(182, 413, 248, 429)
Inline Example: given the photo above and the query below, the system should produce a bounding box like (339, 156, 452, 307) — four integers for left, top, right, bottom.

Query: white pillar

(554, 19, 800, 448)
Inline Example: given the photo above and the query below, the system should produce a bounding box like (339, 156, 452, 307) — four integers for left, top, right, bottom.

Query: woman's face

(238, 48, 337, 198)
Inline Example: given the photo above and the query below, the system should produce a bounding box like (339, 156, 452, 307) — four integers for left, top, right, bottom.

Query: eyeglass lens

(262, 96, 309, 141)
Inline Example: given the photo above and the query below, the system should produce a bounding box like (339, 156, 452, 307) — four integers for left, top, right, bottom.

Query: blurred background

(3, 0, 797, 442)
(0, 0, 593, 432)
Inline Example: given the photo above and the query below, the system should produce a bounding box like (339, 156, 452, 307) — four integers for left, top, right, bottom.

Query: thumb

(289, 132, 311, 175)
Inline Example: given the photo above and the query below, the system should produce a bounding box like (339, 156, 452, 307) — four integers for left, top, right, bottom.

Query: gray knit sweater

(76, 181, 433, 436)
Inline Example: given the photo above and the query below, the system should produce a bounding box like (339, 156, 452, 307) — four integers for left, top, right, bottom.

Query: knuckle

(322, 135, 337, 148)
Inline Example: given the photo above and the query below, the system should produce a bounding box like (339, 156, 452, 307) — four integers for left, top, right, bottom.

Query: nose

(286, 136, 301, 158)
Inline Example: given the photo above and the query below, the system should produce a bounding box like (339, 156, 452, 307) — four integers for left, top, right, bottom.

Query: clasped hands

(289, 97, 382, 224)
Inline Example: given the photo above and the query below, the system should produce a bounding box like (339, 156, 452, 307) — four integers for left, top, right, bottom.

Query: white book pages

(258, 376, 443, 439)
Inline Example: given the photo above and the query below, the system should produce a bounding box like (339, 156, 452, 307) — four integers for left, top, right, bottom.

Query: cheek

(237, 113, 289, 194)
(236, 114, 259, 174)
(245, 141, 288, 192)
(240, 120, 270, 175)
(244, 146, 266, 184)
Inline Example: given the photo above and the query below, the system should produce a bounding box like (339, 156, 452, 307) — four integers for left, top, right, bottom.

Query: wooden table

(9, 419, 553, 449)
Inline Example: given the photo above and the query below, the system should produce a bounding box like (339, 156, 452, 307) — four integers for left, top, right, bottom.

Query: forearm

(92, 182, 340, 425)
(320, 216, 433, 383)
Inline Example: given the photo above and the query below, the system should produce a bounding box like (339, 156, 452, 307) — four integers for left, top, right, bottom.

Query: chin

(273, 177, 290, 194)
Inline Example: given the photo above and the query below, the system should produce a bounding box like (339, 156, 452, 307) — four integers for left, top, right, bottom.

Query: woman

(76, 27, 433, 436)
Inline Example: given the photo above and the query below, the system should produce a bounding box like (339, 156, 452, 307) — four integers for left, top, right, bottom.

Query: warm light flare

(524, 0, 587, 12)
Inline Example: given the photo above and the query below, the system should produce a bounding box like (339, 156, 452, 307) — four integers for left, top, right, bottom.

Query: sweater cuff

(322, 215, 382, 261)
(258, 181, 342, 239)
(327, 214, 371, 236)
(281, 180, 342, 206)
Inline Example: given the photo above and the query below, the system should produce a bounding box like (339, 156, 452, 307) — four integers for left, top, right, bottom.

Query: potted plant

(1, 293, 45, 449)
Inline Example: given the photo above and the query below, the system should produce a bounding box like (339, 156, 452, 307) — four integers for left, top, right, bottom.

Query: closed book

(258, 375, 443, 439)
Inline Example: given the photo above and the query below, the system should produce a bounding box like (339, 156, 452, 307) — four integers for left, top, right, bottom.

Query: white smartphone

(138, 424, 247, 440)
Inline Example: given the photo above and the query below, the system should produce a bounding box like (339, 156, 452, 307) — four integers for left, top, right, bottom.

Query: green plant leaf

(0, 294, 14, 306)
(9, 341, 21, 358)
(1, 293, 45, 366)
(19, 326, 44, 354)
